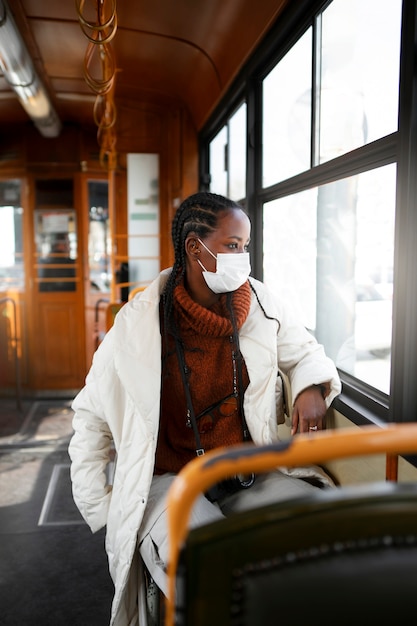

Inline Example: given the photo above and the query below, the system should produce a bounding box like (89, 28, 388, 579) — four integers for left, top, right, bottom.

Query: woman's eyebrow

(226, 235, 251, 242)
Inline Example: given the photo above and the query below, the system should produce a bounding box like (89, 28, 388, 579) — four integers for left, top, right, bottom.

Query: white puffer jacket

(68, 269, 341, 625)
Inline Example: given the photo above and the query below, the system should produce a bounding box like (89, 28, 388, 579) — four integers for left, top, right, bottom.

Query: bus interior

(1, 0, 417, 623)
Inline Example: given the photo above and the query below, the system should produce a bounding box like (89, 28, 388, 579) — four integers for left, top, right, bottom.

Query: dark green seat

(175, 482, 417, 625)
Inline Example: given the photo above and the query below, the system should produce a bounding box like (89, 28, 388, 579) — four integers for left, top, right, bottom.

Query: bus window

(0, 180, 24, 292)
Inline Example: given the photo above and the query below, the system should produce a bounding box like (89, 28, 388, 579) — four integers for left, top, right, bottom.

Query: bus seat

(106, 302, 125, 330)
(104, 289, 145, 335)
(164, 423, 417, 626)
(129, 285, 147, 300)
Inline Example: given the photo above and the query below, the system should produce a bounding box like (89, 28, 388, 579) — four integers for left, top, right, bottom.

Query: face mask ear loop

(197, 259, 208, 272)
(197, 238, 217, 261)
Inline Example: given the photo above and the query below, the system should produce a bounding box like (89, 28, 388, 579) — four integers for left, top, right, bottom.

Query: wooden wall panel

(0, 100, 198, 395)
(32, 300, 85, 389)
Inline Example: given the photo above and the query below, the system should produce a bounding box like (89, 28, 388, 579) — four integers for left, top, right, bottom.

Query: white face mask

(197, 238, 251, 293)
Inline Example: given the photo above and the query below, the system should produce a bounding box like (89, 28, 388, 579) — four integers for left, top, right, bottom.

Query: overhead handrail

(0, 296, 22, 412)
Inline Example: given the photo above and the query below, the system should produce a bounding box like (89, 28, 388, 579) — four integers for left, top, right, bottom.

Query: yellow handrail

(0, 296, 22, 412)
(165, 423, 417, 625)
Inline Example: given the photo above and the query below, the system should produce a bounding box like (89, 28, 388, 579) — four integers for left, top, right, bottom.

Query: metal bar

(0, 296, 22, 412)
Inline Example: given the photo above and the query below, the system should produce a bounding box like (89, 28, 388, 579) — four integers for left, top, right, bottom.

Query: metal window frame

(199, 0, 417, 429)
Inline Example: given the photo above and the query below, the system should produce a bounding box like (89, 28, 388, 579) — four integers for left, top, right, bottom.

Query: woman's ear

(185, 235, 201, 259)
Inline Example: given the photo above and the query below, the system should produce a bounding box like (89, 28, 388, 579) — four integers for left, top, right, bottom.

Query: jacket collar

(112, 270, 170, 428)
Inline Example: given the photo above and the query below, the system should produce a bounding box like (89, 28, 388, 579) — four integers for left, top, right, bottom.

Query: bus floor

(0, 397, 114, 626)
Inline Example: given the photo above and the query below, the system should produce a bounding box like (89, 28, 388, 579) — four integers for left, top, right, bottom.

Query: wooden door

(29, 178, 86, 392)
(81, 172, 128, 369)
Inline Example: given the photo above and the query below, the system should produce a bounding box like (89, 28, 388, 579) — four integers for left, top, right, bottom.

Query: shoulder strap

(174, 336, 205, 456)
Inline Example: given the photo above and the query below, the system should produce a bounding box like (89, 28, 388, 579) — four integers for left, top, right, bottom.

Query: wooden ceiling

(0, 0, 289, 134)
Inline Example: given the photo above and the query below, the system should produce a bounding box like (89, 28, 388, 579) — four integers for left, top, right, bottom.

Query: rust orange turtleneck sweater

(154, 280, 252, 475)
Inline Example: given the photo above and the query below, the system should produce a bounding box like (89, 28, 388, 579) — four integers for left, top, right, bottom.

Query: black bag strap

(175, 336, 205, 456)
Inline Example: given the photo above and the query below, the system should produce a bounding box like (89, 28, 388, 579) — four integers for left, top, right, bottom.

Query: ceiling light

(0, 0, 61, 137)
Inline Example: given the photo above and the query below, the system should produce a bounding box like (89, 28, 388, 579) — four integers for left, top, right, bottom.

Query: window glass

(34, 209, 77, 292)
(88, 181, 111, 293)
(262, 28, 312, 187)
(263, 163, 395, 394)
(0, 180, 23, 291)
(209, 126, 228, 196)
(228, 103, 247, 200)
(318, 0, 402, 163)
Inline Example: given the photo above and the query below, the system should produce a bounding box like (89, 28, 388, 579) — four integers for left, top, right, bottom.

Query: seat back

(128, 285, 146, 300)
(176, 482, 417, 625)
(165, 424, 417, 626)
(105, 301, 125, 330)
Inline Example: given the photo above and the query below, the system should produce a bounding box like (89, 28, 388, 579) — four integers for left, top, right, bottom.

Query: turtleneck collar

(173, 280, 251, 338)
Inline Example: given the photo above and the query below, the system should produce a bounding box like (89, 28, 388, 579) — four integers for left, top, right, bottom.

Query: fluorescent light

(0, 0, 62, 137)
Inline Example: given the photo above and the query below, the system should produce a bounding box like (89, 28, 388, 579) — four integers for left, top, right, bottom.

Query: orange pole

(108, 167, 117, 302)
(165, 423, 417, 625)
(386, 453, 399, 481)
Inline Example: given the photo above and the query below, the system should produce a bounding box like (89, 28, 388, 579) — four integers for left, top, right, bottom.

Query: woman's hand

(291, 385, 327, 435)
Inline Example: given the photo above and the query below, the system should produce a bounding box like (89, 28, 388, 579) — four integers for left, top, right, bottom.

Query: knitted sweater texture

(154, 281, 251, 474)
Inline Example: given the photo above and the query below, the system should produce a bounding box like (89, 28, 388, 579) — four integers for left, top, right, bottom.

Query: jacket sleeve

(276, 298, 342, 408)
(68, 330, 116, 533)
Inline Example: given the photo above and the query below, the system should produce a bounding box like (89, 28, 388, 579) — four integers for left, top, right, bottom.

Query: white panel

(127, 154, 160, 286)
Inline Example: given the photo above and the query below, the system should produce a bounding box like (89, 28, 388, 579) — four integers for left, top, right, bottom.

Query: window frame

(199, 0, 417, 427)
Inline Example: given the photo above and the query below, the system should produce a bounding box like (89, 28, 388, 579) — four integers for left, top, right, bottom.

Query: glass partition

(34, 209, 77, 292)
(88, 180, 111, 293)
(263, 163, 396, 394)
(318, 0, 401, 163)
(209, 126, 228, 197)
(209, 103, 247, 201)
(262, 29, 312, 187)
(228, 103, 247, 201)
(0, 180, 24, 292)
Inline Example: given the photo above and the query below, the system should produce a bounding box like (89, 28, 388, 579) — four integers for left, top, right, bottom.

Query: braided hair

(162, 192, 243, 338)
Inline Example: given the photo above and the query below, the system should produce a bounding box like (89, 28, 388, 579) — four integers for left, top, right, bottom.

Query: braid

(162, 192, 242, 339)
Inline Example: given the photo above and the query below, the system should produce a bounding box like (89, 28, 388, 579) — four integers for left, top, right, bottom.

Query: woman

(69, 192, 341, 625)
